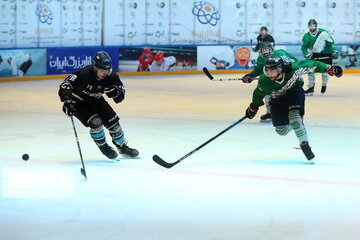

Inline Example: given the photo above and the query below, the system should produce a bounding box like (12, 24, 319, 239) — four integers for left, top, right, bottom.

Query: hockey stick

(313, 53, 360, 60)
(313, 56, 332, 60)
(70, 116, 87, 180)
(152, 116, 248, 168)
(203, 67, 258, 82)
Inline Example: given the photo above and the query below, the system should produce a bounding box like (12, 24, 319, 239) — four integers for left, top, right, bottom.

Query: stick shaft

(153, 116, 248, 168)
(175, 116, 247, 165)
(203, 67, 257, 81)
(70, 116, 87, 179)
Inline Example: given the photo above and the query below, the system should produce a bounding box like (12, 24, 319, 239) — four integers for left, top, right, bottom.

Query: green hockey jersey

(251, 49, 298, 77)
(301, 28, 336, 56)
(252, 60, 329, 107)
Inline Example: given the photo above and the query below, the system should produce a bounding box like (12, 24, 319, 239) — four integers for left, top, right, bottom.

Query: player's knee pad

(275, 125, 292, 136)
(87, 114, 103, 129)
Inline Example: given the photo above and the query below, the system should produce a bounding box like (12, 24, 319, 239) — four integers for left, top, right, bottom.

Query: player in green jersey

(242, 42, 298, 122)
(301, 19, 339, 95)
(244, 56, 343, 162)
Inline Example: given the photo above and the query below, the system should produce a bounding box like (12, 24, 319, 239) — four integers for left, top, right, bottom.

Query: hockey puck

(22, 154, 29, 161)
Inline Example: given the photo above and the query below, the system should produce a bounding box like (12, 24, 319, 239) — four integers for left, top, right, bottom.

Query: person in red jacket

(137, 47, 154, 72)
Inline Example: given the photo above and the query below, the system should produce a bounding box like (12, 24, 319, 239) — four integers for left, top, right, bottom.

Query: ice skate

(300, 141, 315, 163)
(260, 113, 271, 122)
(113, 140, 139, 158)
(321, 86, 327, 94)
(304, 86, 314, 96)
(99, 143, 118, 159)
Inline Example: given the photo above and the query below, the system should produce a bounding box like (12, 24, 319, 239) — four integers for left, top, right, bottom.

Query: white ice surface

(0, 74, 360, 240)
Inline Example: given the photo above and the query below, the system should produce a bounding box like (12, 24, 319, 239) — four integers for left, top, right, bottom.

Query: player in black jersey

(252, 26, 275, 53)
(58, 51, 139, 159)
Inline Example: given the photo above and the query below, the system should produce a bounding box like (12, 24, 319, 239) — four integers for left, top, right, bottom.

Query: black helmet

(260, 26, 268, 32)
(308, 19, 317, 27)
(259, 42, 274, 59)
(92, 51, 112, 70)
(263, 56, 283, 78)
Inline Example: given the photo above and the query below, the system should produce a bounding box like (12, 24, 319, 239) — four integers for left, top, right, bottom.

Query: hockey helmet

(308, 19, 317, 27)
(260, 26, 268, 33)
(92, 51, 112, 75)
(308, 19, 317, 33)
(259, 42, 274, 59)
(143, 47, 151, 54)
(154, 52, 164, 61)
(263, 56, 284, 79)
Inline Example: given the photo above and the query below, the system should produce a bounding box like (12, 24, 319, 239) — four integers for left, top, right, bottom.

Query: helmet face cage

(259, 44, 274, 59)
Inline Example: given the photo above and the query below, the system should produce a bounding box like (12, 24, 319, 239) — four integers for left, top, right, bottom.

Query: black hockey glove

(104, 85, 120, 98)
(327, 65, 343, 78)
(62, 100, 76, 116)
(242, 74, 255, 83)
(245, 103, 259, 119)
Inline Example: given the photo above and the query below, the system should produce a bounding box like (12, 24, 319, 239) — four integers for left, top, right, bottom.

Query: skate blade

(109, 156, 141, 162)
(307, 159, 315, 165)
(119, 154, 141, 159)
(305, 93, 314, 96)
(259, 119, 271, 123)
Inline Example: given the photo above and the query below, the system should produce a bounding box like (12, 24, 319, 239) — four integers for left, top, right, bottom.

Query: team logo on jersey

(36, 4, 54, 25)
(192, 1, 220, 26)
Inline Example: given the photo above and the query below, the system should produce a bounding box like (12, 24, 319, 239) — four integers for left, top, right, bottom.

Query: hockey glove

(245, 103, 259, 119)
(304, 53, 312, 60)
(332, 50, 339, 59)
(63, 100, 76, 116)
(242, 74, 255, 83)
(104, 85, 120, 98)
(327, 65, 343, 78)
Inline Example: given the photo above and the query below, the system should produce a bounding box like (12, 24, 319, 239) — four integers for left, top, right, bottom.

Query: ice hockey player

(242, 42, 298, 122)
(301, 19, 338, 95)
(137, 47, 153, 72)
(58, 51, 139, 159)
(149, 52, 177, 72)
(244, 56, 343, 161)
(252, 26, 275, 52)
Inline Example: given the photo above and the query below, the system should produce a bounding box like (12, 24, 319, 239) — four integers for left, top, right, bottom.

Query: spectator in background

(0, 55, 3, 65)
(137, 47, 153, 72)
(182, 59, 188, 69)
(149, 52, 176, 72)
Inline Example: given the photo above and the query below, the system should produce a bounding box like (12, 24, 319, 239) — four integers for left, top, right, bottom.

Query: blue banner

(47, 47, 119, 75)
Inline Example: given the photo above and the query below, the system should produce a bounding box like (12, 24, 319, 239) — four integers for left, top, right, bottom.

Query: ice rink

(1, 73, 360, 240)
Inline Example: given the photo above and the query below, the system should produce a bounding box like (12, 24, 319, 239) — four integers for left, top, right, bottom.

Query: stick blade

(80, 168, 87, 180)
(202, 67, 214, 80)
(152, 155, 177, 168)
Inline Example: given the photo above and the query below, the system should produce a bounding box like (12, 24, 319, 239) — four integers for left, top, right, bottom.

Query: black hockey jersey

(58, 65, 125, 103)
